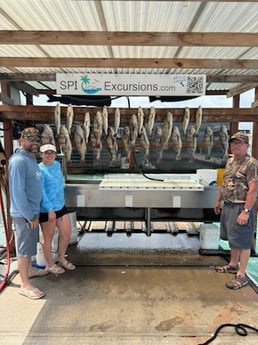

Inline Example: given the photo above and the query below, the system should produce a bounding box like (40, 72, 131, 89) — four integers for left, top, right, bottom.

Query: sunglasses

(23, 136, 41, 143)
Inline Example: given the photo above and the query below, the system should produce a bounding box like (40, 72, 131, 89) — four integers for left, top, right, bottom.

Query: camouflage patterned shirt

(221, 154, 258, 203)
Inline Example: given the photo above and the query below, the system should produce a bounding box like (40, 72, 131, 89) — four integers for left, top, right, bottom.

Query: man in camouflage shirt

(214, 132, 258, 289)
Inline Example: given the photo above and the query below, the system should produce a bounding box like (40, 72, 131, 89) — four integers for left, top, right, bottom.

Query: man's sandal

(226, 275, 249, 290)
(19, 287, 45, 300)
(46, 264, 65, 275)
(215, 264, 238, 274)
(58, 260, 76, 271)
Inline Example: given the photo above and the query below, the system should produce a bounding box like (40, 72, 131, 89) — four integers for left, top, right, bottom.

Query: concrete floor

(1, 232, 258, 345)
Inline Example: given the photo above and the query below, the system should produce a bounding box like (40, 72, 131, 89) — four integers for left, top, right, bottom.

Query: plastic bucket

(200, 224, 220, 250)
(196, 169, 217, 186)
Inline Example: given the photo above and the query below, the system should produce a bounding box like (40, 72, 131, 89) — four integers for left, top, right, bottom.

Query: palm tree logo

(80, 75, 102, 94)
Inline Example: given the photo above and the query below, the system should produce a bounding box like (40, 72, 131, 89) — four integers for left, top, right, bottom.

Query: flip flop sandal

(226, 275, 249, 290)
(46, 264, 65, 275)
(29, 268, 49, 279)
(215, 264, 238, 274)
(58, 260, 76, 271)
(19, 287, 45, 300)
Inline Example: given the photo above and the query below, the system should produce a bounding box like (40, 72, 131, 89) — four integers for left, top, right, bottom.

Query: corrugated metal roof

(0, 0, 258, 97)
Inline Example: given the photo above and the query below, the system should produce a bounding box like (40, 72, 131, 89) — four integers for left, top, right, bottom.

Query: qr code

(186, 76, 204, 94)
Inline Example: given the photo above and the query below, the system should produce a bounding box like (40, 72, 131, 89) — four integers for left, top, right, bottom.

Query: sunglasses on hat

(23, 136, 41, 143)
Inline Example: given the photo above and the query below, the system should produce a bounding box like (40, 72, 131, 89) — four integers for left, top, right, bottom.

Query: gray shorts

(220, 203, 254, 249)
(12, 217, 39, 257)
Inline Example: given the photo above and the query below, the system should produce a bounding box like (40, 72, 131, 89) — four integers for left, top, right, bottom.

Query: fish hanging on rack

(203, 125, 213, 160)
(41, 124, 55, 145)
(74, 124, 87, 164)
(219, 125, 229, 160)
(139, 126, 150, 162)
(146, 106, 156, 137)
(83, 112, 91, 144)
(114, 108, 120, 136)
(106, 126, 118, 166)
(137, 106, 144, 136)
(195, 105, 202, 135)
(122, 126, 131, 161)
(54, 103, 61, 136)
(171, 126, 182, 160)
(91, 111, 103, 163)
(157, 112, 173, 161)
(57, 125, 72, 164)
(186, 125, 197, 162)
(66, 104, 74, 135)
(102, 105, 109, 137)
(182, 107, 190, 136)
(129, 114, 138, 148)
(154, 126, 163, 162)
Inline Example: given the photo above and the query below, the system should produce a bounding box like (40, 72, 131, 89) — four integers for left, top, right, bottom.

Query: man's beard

(28, 145, 39, 153)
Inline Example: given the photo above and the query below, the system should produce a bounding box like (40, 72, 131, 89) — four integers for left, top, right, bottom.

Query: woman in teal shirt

(39, 144, 75, 274)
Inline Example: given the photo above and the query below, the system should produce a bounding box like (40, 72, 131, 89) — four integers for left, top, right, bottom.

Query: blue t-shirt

(9, 148, 42, 220)
(39, 160, 65, 212)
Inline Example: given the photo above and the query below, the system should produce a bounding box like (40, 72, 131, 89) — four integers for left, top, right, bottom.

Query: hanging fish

(186, 125, 197, 162)
(137, 106, 144, 136)
(74, 124, 86, 164)
(154, 126, 163, 162)
(203, 126, 213, 160)
(114, 108, 120, 136)
(92, 111, 103, 163)
(161, 112, 173, 148)
(106, 126, 118, 165)
(54, 103, 61, 136)
(41, 124, 55, 145)
(139, 126, 150, 162)
(90, 132, 102, 164)
(122, 126, 131, 161)
(57, 125, 72, 164)
(195, 105, 202, 135)
(182, 107, 190, 135)
(129, 114, 138, 147)
(171, 126, 182, 160)
(146, 106, 156, 137)
(102, 105, 109, 136)
(83, 112, 91, 143)
(66, 104, 74, 135)
(219, 125, 229, 160)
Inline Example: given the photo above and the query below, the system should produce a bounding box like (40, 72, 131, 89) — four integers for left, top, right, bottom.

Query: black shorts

(39, 205, 69, 223)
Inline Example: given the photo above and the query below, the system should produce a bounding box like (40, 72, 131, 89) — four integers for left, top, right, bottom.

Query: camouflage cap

(21, 127, 40, 138)
(229, 132, 249, 144)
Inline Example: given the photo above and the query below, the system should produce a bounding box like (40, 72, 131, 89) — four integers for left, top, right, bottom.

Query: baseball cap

(21, 127, 40, 138)
(40, 144, 57, 153)
(229, 132, 249, 144)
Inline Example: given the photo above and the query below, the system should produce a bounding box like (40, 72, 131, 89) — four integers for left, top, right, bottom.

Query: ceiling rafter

(0, 31, 258, 47)
(1, 57, 258, 69)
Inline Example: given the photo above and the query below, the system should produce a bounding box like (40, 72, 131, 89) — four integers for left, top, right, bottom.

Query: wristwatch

(243, 208, 250, 213)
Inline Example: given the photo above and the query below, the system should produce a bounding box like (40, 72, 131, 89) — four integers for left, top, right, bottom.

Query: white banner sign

(56, 73, 206, 96)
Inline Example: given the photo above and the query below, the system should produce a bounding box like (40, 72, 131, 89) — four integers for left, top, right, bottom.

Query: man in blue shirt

(9, 127, 47, 299)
